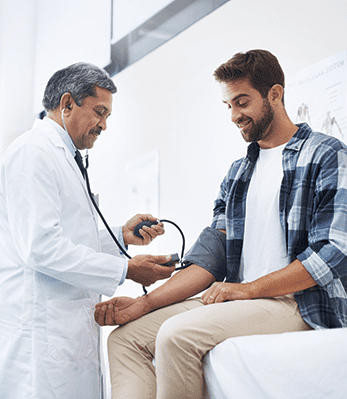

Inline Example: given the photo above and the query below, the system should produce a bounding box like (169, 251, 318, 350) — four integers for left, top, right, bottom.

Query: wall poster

(286, 50, 347, 144)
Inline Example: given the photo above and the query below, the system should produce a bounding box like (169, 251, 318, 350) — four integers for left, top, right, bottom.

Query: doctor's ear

(60, 93, 74, 113)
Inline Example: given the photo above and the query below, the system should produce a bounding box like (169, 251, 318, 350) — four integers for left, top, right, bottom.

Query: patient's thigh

(109, 297, 204, 357)
(157, 296, 311, 353)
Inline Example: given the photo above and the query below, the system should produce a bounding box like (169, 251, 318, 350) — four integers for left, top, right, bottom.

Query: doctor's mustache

(90, 128, 101, 136)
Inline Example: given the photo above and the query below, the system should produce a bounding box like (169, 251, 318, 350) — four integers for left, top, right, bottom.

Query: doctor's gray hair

(42, 62, 117, 111)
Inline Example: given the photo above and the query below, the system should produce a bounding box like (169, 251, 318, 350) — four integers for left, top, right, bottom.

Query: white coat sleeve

(1, 137, 126, 297)
(99, 227, 127, 257)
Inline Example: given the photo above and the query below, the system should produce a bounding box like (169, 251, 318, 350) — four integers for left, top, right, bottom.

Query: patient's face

(219, 78, 275, 145)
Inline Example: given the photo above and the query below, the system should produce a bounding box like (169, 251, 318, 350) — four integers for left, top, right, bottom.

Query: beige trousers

(107, 296, 312, 399)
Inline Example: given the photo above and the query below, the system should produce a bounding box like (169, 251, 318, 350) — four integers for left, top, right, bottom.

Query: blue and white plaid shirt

(211, 123, 347, 329)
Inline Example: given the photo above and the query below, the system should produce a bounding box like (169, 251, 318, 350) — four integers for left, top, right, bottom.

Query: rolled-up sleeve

(182, 227, 227, 281)
(211, 175, 229, 231)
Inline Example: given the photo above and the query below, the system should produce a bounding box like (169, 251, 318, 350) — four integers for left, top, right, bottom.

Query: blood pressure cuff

(181, 227, 227, 281)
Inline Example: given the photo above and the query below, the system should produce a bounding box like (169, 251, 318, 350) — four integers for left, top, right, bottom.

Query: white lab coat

(0, 118, 127, 399)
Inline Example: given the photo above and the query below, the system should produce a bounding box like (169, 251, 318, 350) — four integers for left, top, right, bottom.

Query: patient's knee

(156, 314, 191, 355)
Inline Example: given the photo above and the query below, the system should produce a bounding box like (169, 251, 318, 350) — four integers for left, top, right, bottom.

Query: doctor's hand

(127, 254, 175, 286)
(94, 296, 150, 326)
(122, 214, 164, 246)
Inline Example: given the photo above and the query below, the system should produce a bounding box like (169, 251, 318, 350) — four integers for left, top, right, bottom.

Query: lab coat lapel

(63, 149, 99, 221)
(34, 119, 97, 218)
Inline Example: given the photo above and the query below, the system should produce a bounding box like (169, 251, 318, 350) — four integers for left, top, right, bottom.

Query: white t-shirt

(240, 143, 290, 283)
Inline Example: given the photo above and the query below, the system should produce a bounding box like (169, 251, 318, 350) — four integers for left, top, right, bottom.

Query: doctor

(0, 62, 175, 399)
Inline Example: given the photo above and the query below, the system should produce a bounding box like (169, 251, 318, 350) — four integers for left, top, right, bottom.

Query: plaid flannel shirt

(211, 123, 347, 329)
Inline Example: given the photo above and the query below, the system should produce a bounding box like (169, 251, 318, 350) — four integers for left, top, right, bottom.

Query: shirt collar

(285, 123, 312, 152)
(246, 123, 312, 163)
(246, 142, 260, 163)
(45, 116, 77, 157)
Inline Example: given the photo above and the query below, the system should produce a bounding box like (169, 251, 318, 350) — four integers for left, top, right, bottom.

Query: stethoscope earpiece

(62, 105, 71, 114)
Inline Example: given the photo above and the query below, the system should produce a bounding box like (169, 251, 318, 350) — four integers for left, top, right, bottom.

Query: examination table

(204, 327, 347, 399)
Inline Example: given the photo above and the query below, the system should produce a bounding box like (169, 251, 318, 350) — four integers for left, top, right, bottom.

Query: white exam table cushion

(204, 328, 347, 399)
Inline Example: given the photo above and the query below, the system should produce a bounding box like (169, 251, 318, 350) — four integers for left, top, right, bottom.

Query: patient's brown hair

(213, 49, 285, 104)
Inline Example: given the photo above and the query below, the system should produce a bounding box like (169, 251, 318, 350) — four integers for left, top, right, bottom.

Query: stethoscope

(62, 108, 187, 294)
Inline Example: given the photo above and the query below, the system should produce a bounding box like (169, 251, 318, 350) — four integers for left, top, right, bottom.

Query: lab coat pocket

(47, 298, 95, 361)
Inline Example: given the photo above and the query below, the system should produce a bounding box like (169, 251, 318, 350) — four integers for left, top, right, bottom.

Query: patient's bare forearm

(94, 264, 216, 326)
(145, 227, 225, 311)
(145, 264, 216, 313)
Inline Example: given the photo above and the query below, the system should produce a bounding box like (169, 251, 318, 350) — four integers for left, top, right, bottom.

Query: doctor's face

(67, 86, 113, 150)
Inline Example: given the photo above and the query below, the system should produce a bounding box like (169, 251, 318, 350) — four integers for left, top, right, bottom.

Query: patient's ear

(268, 84, 284, 104)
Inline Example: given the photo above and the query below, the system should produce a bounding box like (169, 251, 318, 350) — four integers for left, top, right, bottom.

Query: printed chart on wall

(286, 50, 347, 145)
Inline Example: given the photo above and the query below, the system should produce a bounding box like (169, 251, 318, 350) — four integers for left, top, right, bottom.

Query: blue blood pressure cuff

(181, 227, 227, 281)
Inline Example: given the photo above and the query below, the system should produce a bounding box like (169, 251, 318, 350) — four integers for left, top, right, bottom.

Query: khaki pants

(107, 296, 312, 399)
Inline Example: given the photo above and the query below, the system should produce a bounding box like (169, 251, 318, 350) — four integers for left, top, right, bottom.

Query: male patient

(95, 49, 347, 399)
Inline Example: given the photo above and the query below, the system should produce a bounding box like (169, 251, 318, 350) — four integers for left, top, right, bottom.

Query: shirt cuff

(119, 261, 128, 285)
(118, 229, 128, 285)
(211, 216, 226, 231)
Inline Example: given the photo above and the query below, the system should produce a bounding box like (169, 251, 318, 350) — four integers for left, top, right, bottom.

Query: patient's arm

(95, 227, 226, 326)
(202, 258, 317, 305)
(94, 264, 216, 326)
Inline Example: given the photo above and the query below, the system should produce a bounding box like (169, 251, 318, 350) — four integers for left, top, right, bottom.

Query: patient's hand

(94, 296, 150, 326)
(201, 282, 251, 305)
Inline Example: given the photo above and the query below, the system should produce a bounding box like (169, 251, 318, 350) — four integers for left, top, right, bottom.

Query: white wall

(0, 0, 37, 154)
(0, 0, 111, 155)
(33, 0, 112, 114)
(89, 0, 347, 297)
